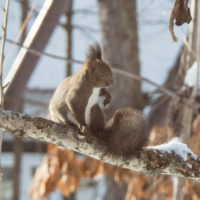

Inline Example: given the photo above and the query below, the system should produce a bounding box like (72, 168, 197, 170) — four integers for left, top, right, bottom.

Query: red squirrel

(49, 44, 149, 157)
(49, 44, 113, 132)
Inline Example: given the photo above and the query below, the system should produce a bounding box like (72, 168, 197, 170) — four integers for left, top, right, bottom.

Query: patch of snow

(184, 61, 200, 87)
(146, 137, 198, 161)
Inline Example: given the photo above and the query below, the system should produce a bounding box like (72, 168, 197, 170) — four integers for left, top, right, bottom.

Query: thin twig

(5, 5, 35, 69)
(112, 68, 181, 101)
(16, 6, 35, 41)
(0, 1, 11, 141)
(73, 25, 99, 33)
(0, 1, 10, 107)
(0, 0, 11, 198)
(0, 37, 83, 64)
(0, 39, 194, 108)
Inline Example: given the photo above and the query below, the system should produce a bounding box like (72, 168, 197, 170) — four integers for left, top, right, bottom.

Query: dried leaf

(190, 114, 200, 154)
(169, 0, 192, 41)
(29, 156, 61, 199)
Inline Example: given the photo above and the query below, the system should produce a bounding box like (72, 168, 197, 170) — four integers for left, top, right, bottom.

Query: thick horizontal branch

(0, 109, 200, 182)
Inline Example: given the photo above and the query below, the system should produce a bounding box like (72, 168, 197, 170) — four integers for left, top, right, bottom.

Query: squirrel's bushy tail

(105, 108, 149, 157)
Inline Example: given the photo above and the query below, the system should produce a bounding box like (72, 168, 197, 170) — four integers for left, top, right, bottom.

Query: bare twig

(0, 37, 187, 102)
(0, 0, 10, 197)
(112, 68, 183, 102)
(0, 0, 10, 141)
(73, 25, 99, 33)
(0, 37, 183, 102)
(0, 39, 196, 108)
(14, 0, 97, 16)
(0, 37, 83, 64)
(16, 6, 35, 41)
(0, 1, 10, 107)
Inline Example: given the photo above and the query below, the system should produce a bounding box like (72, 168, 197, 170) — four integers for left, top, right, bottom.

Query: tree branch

(0, 108, 200, 182)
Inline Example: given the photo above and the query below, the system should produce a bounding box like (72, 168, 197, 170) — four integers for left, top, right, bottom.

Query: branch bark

(1, 108, 200, 182)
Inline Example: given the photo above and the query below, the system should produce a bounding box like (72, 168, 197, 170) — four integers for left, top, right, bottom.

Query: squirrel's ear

(87, 43, 102, 60)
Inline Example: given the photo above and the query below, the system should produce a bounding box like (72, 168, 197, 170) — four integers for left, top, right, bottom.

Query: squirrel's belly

(85, 88, 100, 125)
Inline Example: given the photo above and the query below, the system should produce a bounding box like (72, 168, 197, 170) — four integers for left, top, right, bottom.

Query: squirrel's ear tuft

(87, 43, 102, 60)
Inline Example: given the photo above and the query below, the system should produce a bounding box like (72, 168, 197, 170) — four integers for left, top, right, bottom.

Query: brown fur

(99, 88, 111, 106)
(49, 44, 114, 130)
(90, 88, 111, 134)
(50, 44, 149, 158)
(102, 108, 149, 157)
(90, 105, 105, 133)
(87, 43, 102, 60)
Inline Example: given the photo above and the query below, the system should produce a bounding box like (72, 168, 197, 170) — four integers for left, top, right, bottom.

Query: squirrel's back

(104, 108, 149, 157)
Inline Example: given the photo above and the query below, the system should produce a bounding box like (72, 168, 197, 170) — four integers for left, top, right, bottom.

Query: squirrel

(49, 43, 149, 157)
(49, 43, 114, 132)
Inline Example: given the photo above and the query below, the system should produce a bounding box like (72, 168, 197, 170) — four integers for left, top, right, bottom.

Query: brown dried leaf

(169, 0, 192, 41)
(29, 156, 61, 199)
(81, 157, 104, 178)
(190, 114, 200, 154)
(30, 145, 83, 198)
(149, 125, 174, 146)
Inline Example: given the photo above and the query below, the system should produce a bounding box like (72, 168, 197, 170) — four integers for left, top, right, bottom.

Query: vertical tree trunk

(98, 0, 141, 199)
(65, 0, 73, 77)
(98, 0, 143, 119)
(13, 137, 22, 200)
(13, 1, 29, 199)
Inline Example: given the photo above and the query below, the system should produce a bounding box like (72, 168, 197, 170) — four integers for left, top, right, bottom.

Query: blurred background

(0, 0, 197, 200)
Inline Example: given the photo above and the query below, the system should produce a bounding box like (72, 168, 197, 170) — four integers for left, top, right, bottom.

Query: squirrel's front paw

(78, 125, 93, 143)
(78, 125, 90, 134)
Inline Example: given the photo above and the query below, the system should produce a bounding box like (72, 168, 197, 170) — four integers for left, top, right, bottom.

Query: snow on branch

(0, 108, 200, 182)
